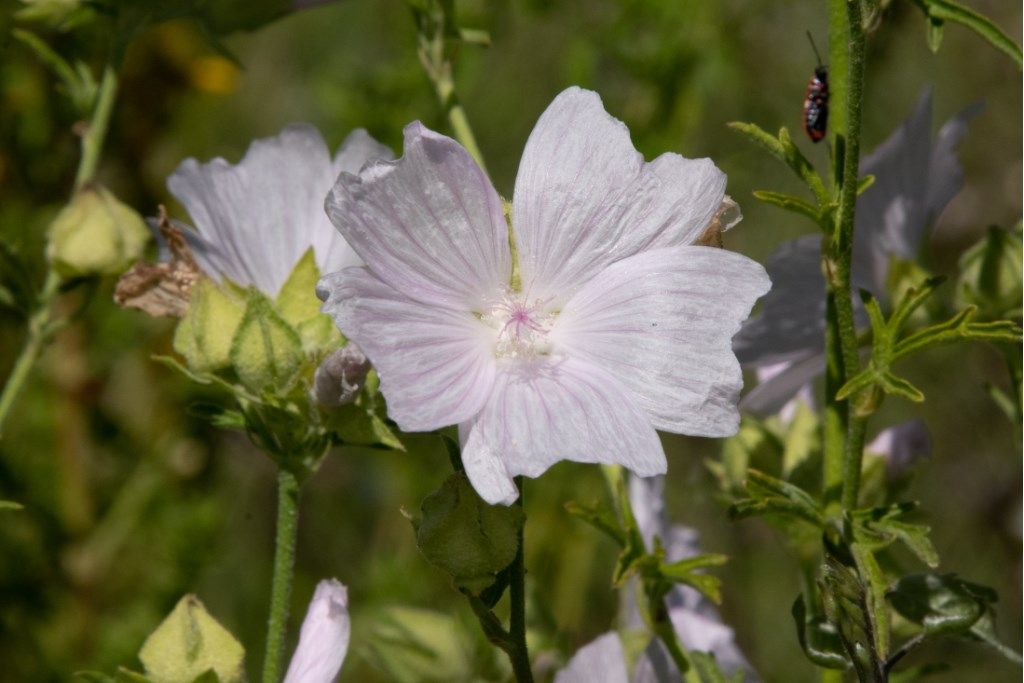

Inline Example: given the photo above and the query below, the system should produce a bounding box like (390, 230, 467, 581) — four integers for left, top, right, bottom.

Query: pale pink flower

(318, 87, 770, 504)
(283, 579, 350, 683)
(168, 124, 392, 296)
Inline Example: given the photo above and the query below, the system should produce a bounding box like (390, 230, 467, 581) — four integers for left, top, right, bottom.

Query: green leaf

(326, 403, 404, 450)
(877, 372, 925, 403)
(138, 595, 244, 683)
(969, 612, 1023, 664)
(781, 401, 821, 476)
(0, 500, 23, 512)
(11, 28, 97, 113)
(0, 239, 37, 318)
(956, 225, 1023, 320)
(751, 190, 820, 223)
(856, 174, 876, 195)
(564, 500, 627, 547)
(850, 542, 891, 659)
(926, 16, 945, 52)
(689, 651, 745, 683)
(893, 307, 1022, 361)
(914, 0, 1022, 67)
(729, 469, 826, 527)
(727, 122, 828, 206)
(415, 472, 524, 594)
(850, 503, 940, 568)
(888, 573, 993, 636)
(229, 291, 303, 391)
(791, 594, 849, 669)
(659, 553, 728, 604)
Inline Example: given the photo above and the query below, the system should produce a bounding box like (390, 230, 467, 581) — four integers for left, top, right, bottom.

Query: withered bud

(696, 195, 742, 248)
(313, 344, 371, 408)
(114, 206, 200, 318)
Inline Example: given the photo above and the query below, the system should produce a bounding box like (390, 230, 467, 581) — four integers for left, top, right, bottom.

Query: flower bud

(313, 344, 371, 407)
(283, 579, 350, 683)
(47, 186, 150, 279)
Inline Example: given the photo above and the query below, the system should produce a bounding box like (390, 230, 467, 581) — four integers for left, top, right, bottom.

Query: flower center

(480, 293, 557, 361)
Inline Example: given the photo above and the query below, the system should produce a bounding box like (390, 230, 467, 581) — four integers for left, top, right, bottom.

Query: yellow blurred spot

(188, 56, 239, 95)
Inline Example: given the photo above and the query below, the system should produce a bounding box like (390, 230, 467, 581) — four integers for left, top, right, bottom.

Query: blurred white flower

(627, 476, 759, 682)
(318, 87, 770, 505)
(555, 632, 630, 683)
(734, 88, 981, 416)
(283, 579, 351, 683)
(167, 124, 392, 296)
(867, 418, 931, 479)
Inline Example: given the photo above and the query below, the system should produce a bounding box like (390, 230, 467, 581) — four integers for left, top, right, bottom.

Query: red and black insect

(802, 32, 828, 143)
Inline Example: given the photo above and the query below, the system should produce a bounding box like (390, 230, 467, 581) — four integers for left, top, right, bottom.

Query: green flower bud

(138, 594, 245, 683)
(46, 186, 150, 279)
(173, 278, 246, 374)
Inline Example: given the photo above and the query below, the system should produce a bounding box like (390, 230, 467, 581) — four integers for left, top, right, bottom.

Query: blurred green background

(0, 0, 1020, 681)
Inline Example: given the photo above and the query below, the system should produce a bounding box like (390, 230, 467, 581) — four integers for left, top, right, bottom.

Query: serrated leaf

(659, 553, 728, 604)
(229, 291, 303, 391)
(730, 470, 825, 527)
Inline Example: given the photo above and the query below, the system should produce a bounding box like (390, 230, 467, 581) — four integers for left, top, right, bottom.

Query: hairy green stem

(262, 468, 301, 683)
(507, 477, 534, 683)
(74, 65, 118, 192)
(0, 270, 61, 438)
(433, 70, 488, 174)
(835, 0, 869, 512)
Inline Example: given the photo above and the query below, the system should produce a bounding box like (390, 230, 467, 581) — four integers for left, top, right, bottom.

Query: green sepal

(229, 290, 303, 392)
(274, 249, 343, 353)
(791, 593, 849, 670)
(138, 594, 244, 683)
(173, 279, 246, 374)
(414, 472, 524, 594)
(326, 402, 404, 450)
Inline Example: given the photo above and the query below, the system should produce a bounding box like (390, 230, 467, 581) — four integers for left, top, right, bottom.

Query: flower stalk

(262, 468, 301, 683)
(507, 478, 533, 683)
(0, 64, 119, 438)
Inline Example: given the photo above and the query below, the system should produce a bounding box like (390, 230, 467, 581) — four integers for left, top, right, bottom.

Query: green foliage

(0, 241, 36, 319)
(956, 224, 1023, 321)
(909, 0, 1023, 66)
(820, 554, 886, 681)
(413, 473, 524, 595)
(792, 593, 849, 670)
(727, 122, 830, 210)
(137, 595, 244, 683)
(838, 278, 1023, 411)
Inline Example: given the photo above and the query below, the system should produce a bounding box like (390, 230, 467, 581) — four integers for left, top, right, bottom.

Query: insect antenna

(806, 31, 824, 67)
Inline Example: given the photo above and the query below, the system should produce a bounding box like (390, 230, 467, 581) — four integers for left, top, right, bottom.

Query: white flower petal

(553, 246, 770, 438)
(168, 124, 361, 295)
(925, 101, 983, 225)
(513, 87, 726, 303)
(555, 632, 630, 683)
(868, 419, 931, 478)
(462, 358, 666, 505)
(317, 267, 496, 432)
(313, 129, 396, 273)
(283, 579, 350, 683)
(733, 235, 824, 368)
(325, 122, 510, 311)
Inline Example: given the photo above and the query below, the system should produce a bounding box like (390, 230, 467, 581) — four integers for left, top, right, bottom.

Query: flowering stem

(507, 477, 534, 683)
(74, 65, 118, 192)
(262, 468, 301, 683)
(834, 0, 868, 512)
(0, 270, 61, 439)
(1, 64, 119, 439)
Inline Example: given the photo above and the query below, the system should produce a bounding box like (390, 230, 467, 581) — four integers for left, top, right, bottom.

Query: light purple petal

(317, 268, 496, 432)
(553, 246, 770, 438)
(513, 87, 726, 304)
(325, 122, 510, 311)
(739, 349, 824, 417)
(283, 579, 350, 683)
(868, 419, 932, 478)
(461, 358, 666, 505)
(555, 632, 630, 683)
(925, 101, 983, 225)
(733, 235, 824, 368)
(168, 124, 353, 295)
